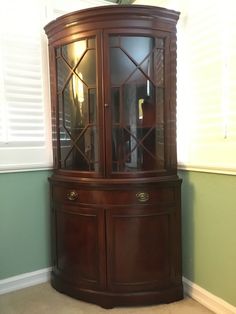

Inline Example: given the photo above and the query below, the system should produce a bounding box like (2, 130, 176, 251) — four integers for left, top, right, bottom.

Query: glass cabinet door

(56, 37, 99, 172)
(108, 34, 167, 174)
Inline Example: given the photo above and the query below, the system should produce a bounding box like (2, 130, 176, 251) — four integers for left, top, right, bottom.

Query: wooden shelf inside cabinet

(45, 5, 182, 308)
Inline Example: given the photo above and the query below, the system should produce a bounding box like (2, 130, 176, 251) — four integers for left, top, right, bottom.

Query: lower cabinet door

(106, 206, 173, 292)
(54, 204, 106, 289)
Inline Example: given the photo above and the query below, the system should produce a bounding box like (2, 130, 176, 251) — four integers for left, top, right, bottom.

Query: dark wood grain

(45, 5, 182, 308)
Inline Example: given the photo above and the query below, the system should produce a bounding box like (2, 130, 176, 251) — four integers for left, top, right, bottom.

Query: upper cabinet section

(45, 5, 180, 178)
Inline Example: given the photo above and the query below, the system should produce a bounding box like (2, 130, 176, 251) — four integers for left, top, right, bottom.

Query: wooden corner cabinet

(44, 5, 182, 308)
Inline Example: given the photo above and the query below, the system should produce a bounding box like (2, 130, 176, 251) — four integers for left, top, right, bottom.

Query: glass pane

(89, 89, 97, 124)
(112, 127, 132, 171)
(123, 72, 156, 127)
(62, 39, 87, 68)
(61, 148, 73, 169)
(56, 37, 99, 171)
(56, 58, 70, 92)
(64, 146, 88, 170)
(121, 36, 154, 64)
(76, 49, 96, 86)
(109, 35, 165, 172)
(60, 126, 99, 171)
(88, 38, 95, 49)
(76, 126, 99, 163)
(111, 88, 120, 124)
(140, 57, 152, 78)
(62, 75, 89, 133)
(112, 127, 164, 171)
(110, 36, 119, 47)
(110, 48, 136, 85)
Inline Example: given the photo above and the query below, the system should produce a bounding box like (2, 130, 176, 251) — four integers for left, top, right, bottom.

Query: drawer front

(52, 185, 96, 205)
(52, 184, 176, 206)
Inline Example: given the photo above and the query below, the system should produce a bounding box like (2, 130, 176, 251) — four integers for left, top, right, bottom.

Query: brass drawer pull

(67, 191, 78, 201)
(136, 192, 149, 202)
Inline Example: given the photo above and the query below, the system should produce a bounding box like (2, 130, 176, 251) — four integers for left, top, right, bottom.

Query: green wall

(0, 170, 52, 279)
(180, 170, 236, 307)
(0, 169, 235, 307)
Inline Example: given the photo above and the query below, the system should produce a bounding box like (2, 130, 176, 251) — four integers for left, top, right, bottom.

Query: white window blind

(176, 0, 236, 174)
(0, 0, 112, 172)
(134, 0, 236, 174)
(1, 35, 44, 145)
(0, 1, 52, 171)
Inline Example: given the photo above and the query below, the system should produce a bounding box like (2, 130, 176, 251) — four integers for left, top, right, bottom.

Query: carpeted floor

(0, 283, 214, 314)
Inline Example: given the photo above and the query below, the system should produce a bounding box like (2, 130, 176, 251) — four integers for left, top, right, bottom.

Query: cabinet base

(51, 273, 183, 309)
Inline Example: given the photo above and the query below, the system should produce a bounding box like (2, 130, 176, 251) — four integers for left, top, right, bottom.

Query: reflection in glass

(121, 36, 154, 64)
(56, 37, 99, 171)
(111, 88, 120, 124)
(110, 48, 136, 85)
(110, 35, 165, 172)
(76, 50, 96, 86)
(62, 40, 86, 68)
(56, 56, 70, 92)
(63, 126, 99, 171)
(89, 89, 97, 124)
(88, 38, 95, 49)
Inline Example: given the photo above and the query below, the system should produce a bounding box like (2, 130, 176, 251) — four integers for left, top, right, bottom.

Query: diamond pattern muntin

(61, 125, 98, 170)
(75, 50, 96, 86)
(56, 37, 98, 171)
(56, 58, 71, 92)
(62, 39, 87, 68)
(110, 48, 136, 85)
(88, 89, 97, 124)
(120, 36, 154, 64)
(62, 75, 89, 137)
(110, 35, 165, 172)
(139, 49, 164, 87)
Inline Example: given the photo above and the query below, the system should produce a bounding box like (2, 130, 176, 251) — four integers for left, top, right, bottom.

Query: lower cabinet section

(51, 179, 183, 308)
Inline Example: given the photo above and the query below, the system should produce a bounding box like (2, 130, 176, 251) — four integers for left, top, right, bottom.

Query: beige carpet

(0, 283, 214, 314)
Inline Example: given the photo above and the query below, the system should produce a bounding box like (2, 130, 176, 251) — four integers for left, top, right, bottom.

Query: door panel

(106, 207, 172, 292)
(55, 32, 104, 175)
(55, 205, 106, 289)
(104, 30, 171, 176)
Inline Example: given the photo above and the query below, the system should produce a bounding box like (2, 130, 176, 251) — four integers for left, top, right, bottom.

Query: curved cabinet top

(44, 5, 180, 44)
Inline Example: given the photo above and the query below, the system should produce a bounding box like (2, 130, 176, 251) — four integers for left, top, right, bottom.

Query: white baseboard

(183, 277, 236, 314)
(0, 270, 235, 314)
(0, 267, 51, 295)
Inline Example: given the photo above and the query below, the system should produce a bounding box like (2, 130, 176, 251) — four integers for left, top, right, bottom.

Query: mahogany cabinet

(45, 5, 182, 308)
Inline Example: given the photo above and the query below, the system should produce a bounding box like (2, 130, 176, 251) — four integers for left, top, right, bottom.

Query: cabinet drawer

(52, 186, 94, 205)
(52, 185, 176, 206)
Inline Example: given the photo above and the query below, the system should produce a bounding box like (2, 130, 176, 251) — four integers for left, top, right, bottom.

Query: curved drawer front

(52, 184, 176, 206)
